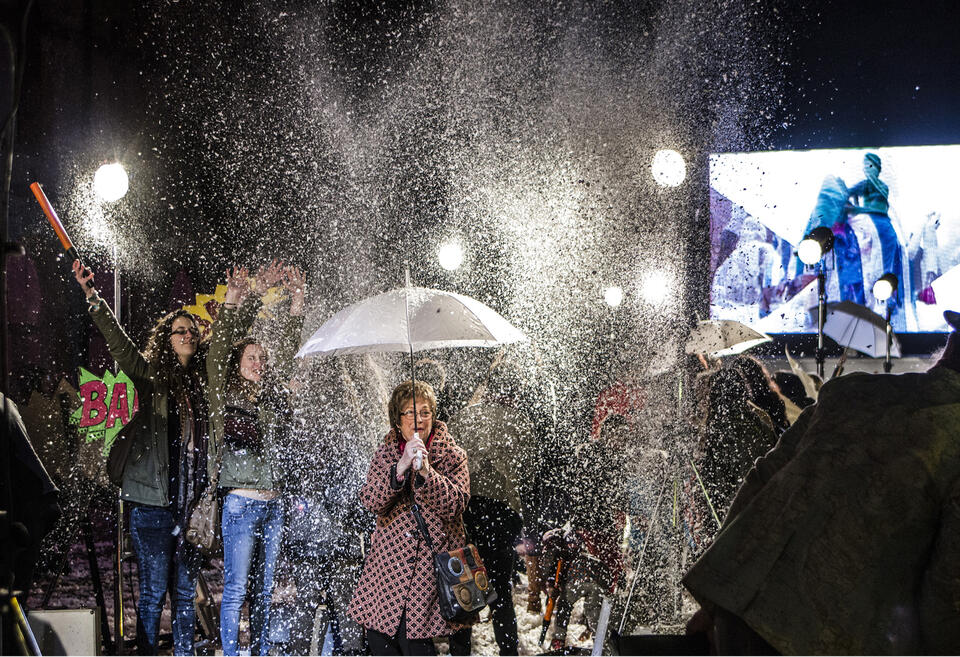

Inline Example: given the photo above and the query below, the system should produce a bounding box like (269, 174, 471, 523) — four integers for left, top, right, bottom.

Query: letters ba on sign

(70, 367, 139, 454)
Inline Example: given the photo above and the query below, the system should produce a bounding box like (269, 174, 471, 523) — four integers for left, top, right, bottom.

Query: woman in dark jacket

(73, 260, 209, 656)
(348, 380, 471, 655)
(207, 262, 304, 656)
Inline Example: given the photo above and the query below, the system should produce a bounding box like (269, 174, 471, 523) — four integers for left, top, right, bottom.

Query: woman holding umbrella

(348, 379, 472, 655)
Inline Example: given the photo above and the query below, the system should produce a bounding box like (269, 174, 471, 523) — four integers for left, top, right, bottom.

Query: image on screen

(708, 145, 960, 334)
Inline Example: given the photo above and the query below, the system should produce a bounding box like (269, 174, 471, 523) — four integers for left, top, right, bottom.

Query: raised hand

(281, 265, 307, 316)
(224, 266, 251, 307)
(72, 259, 98, 299)
(252, 259, 283, 297)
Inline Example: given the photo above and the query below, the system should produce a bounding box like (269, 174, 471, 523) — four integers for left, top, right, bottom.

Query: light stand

(798, 227, 835, 380)
(816, 261, 827, 379)
(884, 305, 893, 373)
(873, 273, 898, 374)
(94, 162, 128, 655)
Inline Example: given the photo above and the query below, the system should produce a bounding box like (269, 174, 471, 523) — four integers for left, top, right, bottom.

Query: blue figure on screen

(847, 153, 906, 323)
(794, 153, 907, 330)
(796, 174, 866, 305)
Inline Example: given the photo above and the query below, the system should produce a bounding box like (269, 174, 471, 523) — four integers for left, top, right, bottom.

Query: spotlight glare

(641, 270, 672, 305)
(93, 162, 129, 202)
(651, 149, 686, 187)
(797, 238, 823, 265)
(604, 286, 624, 307)
(438, 241, 464, 271)
(873, 273, 898, 301)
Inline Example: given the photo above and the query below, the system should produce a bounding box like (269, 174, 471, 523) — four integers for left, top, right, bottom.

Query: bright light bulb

(438, 241, 464, 271)
(93, 163, 129, 202)
(641, 270, 671, 305)
(604, 286, 623, 307)
(797, 238, 823, 265)
(873, 278, 893, 301)
(651, 149, 686, 187)
(873, 275, 898, 302)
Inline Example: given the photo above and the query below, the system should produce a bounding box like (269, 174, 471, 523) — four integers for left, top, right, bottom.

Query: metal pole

(883, 304, 893, 374)
(816, 262, 826, 380)
(112, 242, 125, 655)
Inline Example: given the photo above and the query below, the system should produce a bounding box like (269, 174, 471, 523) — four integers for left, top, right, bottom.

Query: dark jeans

(220, 493, 284, 656)
(449, 496, 522, 656)
(128, 505, 197, 656)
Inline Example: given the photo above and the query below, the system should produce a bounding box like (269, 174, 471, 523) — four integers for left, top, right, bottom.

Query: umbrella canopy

(822, 300, 901, 358)
(684, 319, 772, 358)
(296, 285, 528, 358)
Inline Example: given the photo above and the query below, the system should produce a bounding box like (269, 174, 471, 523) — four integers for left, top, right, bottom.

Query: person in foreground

(348, 380, 471, 655)
(682, 310, 960, 655)
(73, 260, 208, 656)
(209, 262, 305, 656)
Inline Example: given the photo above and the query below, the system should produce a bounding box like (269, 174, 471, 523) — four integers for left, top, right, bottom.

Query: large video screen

(709, 145, 960, 333)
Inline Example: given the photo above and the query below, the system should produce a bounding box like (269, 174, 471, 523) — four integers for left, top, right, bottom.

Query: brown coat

(348, 421, 470, 640)
(683, 365, 960, 654)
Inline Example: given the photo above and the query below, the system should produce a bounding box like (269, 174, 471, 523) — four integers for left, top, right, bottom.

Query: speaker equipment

(27, 608, 101, 655)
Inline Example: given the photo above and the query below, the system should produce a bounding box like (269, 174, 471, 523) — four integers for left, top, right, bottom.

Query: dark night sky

(772, 0, 960, 149)
(3, 0, 960, 393)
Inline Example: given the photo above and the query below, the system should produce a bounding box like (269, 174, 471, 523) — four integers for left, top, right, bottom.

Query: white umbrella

(684, 319, 772, 358)
(296, 285, 527, 358)
(297, 279, 528, 465)
(822, 300, 901, 358)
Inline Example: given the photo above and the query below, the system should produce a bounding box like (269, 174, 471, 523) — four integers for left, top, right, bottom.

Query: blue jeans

(128, 505, 197, 656)
(220, 493, 284, 656)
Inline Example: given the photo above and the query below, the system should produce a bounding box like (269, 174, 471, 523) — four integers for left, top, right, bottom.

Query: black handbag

(411, 498, 496, 622)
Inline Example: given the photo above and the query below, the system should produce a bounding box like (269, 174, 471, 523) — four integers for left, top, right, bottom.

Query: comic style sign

(183, 282, 286, 338)
(70, 367, 139, 455)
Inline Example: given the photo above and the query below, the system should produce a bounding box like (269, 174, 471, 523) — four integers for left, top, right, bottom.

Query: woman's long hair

(142, 309, 208, 393)
(728, 355, 788, 433)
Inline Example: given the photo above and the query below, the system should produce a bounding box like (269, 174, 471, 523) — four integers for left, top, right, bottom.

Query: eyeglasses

(171, 327, 200, 337)
(399, 409, 433, 420)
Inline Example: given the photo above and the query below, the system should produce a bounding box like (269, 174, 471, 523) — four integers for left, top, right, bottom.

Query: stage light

(873, 273, 898, 301)
(438, 241, 464, 271)
(797, 226, 835, 265)
(651, 149, 686, 187)
(604, 286, 623, 307)
(640, 270, 671, 305)
(93, 162, 129, 202)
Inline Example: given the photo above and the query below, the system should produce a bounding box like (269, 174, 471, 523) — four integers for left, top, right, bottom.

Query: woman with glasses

(72, 259, 209, 656)
(348, 379, 472, 655)
(207, 262, 305, 656)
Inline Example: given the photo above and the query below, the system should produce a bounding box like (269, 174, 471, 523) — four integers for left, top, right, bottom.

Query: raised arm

(206, 266, 260, 393)
(272, 265, 307, 379)
(72, 260, 151, 384)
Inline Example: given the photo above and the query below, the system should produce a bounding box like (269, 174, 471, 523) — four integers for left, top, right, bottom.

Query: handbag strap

(409, 471, 469, 555)
(410, 498, 436, 553)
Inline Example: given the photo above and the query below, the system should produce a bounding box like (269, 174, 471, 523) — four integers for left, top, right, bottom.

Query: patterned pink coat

(348, 421, 471, 640)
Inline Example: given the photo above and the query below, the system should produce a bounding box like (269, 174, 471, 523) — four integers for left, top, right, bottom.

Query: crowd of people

(7, 256, 954, 656)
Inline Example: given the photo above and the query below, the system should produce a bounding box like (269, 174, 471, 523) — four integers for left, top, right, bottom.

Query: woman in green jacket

(72, 259, 209, 656)
(207, 262, 305, 656)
